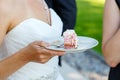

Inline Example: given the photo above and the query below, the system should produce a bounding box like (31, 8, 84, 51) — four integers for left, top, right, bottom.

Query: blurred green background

(75, 0, 105, 54)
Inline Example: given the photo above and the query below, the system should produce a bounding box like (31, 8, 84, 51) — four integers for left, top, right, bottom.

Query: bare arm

(0, 6, 32, 79)
(102, 0, 120, 67)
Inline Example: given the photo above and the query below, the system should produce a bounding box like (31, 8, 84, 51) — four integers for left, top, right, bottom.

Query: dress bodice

(0, 8, 63, 80)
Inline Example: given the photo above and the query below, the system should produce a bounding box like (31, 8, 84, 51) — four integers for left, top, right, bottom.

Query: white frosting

(63, 29, 76, 36)
(63, 29, 78, 48)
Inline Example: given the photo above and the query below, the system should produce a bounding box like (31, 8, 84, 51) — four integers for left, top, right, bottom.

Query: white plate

(46, 36, 99, 53)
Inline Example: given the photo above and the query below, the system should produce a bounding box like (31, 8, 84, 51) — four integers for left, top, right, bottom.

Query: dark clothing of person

(116, 0, 120, 9)
(45, 0, 77, 32)
(109, 63, 120, 80)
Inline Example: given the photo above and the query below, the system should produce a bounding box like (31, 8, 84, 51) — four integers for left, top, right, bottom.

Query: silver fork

(50, 44, 64, 48)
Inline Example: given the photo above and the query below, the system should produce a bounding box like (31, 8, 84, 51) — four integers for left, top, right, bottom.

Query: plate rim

(46, 36, 99, 52)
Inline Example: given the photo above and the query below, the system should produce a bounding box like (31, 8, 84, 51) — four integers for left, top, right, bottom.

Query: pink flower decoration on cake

(63, 29, 78, 49)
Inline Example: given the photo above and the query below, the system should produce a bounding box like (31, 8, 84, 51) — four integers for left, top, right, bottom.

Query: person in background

(45, 0, 77, 66)
(102, 0, 120, 80)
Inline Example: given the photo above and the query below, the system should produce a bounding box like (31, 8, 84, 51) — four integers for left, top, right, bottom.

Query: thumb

(35, 41, 50, 47)
(49, 50, 65, 56)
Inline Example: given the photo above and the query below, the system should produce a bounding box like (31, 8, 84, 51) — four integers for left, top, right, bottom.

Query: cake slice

(63, 29, 78, 49)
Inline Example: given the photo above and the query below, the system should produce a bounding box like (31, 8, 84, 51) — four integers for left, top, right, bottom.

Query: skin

(102, 0, 120, 67)
(0, 0, 65, 79)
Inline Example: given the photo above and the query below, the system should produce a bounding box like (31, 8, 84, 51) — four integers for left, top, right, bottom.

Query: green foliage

(75, 0, 105, 54)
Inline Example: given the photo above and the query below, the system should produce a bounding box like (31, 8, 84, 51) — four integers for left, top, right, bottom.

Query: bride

(0, 0, 65, 80)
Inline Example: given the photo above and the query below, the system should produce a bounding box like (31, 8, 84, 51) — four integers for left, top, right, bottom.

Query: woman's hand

(21, 41, 65, 63)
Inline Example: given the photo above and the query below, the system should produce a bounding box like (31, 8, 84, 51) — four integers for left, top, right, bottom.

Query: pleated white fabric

(0, 8, 64, 80)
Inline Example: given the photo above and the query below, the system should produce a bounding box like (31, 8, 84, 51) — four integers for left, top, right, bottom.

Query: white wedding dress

(0, 8, 64, 80)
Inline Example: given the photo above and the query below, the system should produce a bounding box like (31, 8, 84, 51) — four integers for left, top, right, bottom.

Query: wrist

(16, 48, 33, 63)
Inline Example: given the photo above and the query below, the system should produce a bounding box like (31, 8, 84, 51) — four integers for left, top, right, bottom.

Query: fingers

(44, 48, 65, 56)
(38, 54, 52, 64)
(33, 41, 50, 47)
(33, 41, 65, 56)
(38, 49, 65, 64)
(29, 41, 65, 64)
